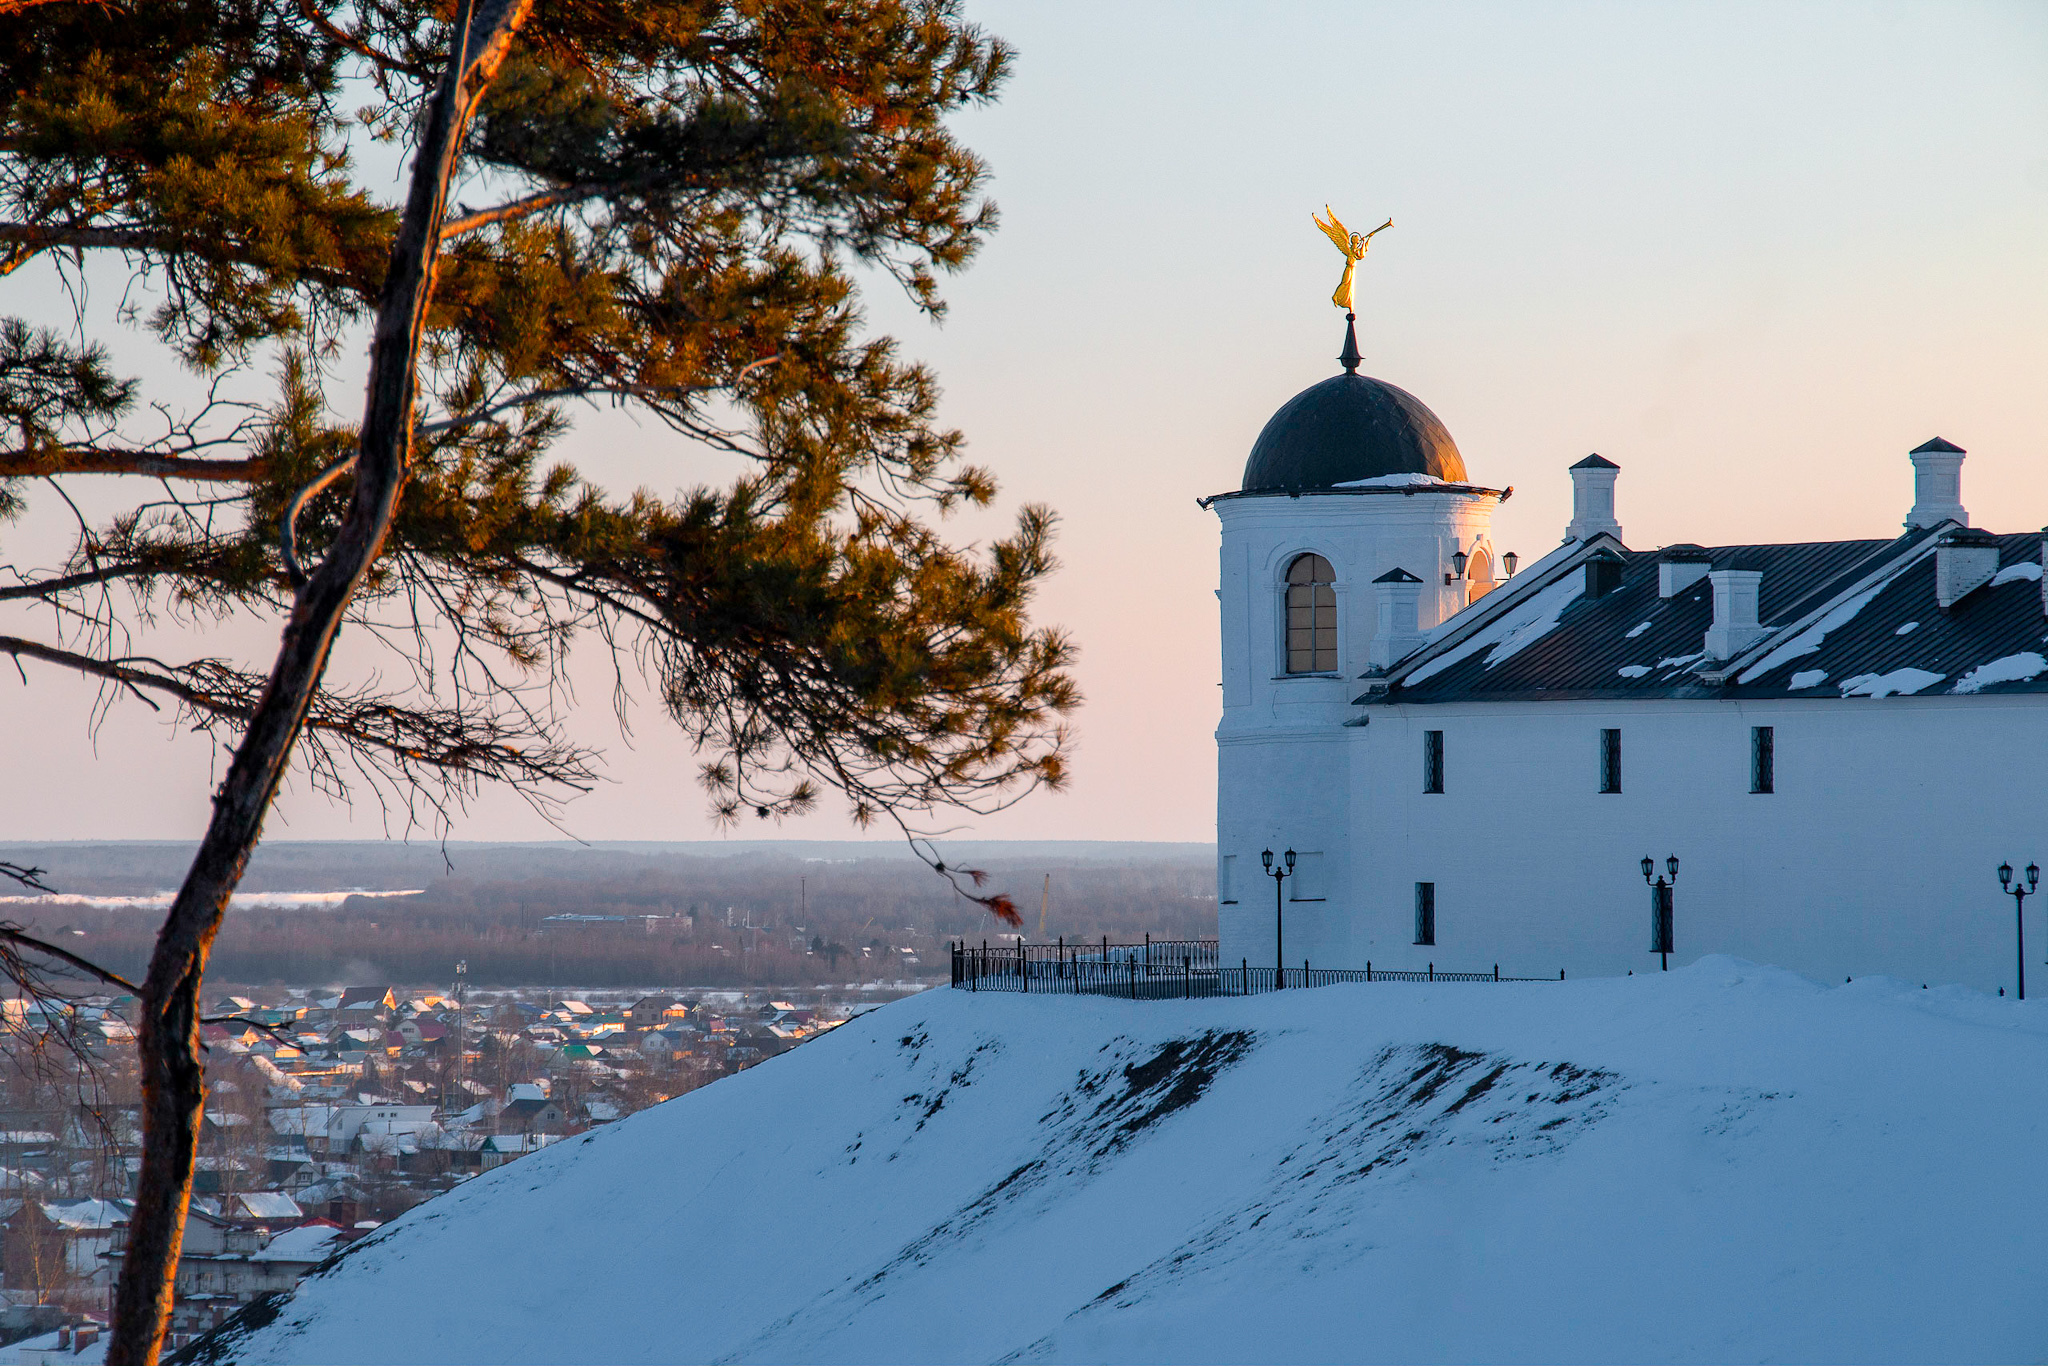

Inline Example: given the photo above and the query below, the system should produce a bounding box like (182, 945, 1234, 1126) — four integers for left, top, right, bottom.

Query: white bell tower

(1205, 319, 1507, 971)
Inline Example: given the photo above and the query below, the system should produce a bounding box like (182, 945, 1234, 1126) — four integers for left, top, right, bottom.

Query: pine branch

(0, 448, 270, 481)
(0, 634, 596, 792)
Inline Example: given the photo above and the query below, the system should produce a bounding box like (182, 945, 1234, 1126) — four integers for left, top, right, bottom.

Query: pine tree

(0, 4, 1073, 1359)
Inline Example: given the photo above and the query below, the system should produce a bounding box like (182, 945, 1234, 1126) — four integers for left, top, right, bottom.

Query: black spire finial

(1339, 312, 1361, 375)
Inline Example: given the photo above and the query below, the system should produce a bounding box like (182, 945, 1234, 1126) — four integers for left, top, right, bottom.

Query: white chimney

(1658, 545, 1713, 598)
(1704, 568, 1767, 659)
(1367, 568, 1425, 668)
(1934, 528, 1998, 609)
(1907, 437, 1967, 530)
(1566, 454, 1622, 542)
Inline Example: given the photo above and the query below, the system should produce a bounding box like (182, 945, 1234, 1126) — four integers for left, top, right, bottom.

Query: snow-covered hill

(195, 960, 2048, 1364)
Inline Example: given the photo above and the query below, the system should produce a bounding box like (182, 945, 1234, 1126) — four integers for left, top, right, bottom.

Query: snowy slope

(195, 960, 2048, 1365)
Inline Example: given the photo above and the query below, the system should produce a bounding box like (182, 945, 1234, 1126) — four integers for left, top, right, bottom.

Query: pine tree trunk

(104, 4, 534, 1360)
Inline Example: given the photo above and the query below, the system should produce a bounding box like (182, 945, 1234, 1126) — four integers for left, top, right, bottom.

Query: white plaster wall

(1213, 488, 1501, 973)
(1213, 491, 1500, 725)
(1219, 693, 2048, 993)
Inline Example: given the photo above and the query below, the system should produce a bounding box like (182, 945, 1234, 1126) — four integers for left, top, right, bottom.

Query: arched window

(1465, 548, 1495, 605)
(1285, 553, 1337, 674)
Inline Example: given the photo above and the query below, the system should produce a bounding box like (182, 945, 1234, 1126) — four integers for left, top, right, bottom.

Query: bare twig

(1, 861, 55, 892)
(279, 451, 358, 588)
(0, 924, 142, 994)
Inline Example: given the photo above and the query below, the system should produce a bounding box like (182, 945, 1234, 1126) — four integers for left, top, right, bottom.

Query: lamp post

(1262, 848, 1295, 988)
(1998, 861, 2039, 1001)
(1642, 855, 1679, 971)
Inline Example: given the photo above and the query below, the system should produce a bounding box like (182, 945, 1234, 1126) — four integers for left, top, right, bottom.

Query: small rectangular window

(1288, 852, 1326, 902)
(1600, 728, 1622, 793)
(1414, 882, 1436, 946)
(1751, 725, 1775, 794)
(1423, 730, 1444, 794)
(1219, 854, 1237, 904)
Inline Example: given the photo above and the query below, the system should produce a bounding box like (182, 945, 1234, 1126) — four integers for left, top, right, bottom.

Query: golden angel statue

(1312, 206, 1392, 314)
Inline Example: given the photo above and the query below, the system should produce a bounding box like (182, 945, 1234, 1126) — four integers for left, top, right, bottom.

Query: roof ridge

(1708, 530, 1951, 684)
(1363, 534, 1623, 697)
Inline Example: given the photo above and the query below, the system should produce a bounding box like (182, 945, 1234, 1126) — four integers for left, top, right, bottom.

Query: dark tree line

(2, 855, 1219, 987)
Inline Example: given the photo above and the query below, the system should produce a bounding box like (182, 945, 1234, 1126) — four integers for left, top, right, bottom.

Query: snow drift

(192, 959, 2048, 1364)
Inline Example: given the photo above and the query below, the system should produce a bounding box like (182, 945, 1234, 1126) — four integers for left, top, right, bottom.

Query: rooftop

(1377, 526, 2048, 703)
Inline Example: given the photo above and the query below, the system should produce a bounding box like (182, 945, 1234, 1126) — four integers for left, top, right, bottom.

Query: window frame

(1751, 725, 1775, 794)
(1287, 851, 1327, 903)
(1282, 552, 1339, 675)
(1423, 730, 1445, 794)
(1414, 882, 1436, 946)
(1599, 728, 1622, 794)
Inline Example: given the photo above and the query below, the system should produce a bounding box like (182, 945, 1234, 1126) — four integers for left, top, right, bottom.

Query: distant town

(1, 977, 923, 1355)
(0, 841, 1215, 1357)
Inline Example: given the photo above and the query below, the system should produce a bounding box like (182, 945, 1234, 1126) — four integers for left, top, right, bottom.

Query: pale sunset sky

(3, 1, 2044, 846)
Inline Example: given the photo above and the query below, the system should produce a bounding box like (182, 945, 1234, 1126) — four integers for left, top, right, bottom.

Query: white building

(1208, 321, 2048, 991)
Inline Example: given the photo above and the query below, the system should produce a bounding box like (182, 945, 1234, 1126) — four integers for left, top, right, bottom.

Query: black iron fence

(949, 937, 1564, 999)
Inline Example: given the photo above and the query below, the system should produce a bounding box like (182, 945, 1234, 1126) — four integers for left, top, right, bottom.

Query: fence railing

(949, 937, 1563, 999)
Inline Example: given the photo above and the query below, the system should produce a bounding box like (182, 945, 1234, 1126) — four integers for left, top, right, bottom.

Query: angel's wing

(1313, 206, 1353, 255)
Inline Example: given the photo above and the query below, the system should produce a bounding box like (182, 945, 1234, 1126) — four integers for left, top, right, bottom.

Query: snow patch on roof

(233, 1192, 302, 1220)
(38, 1198, 127, 1231)
(1789, 669, 1829, 691)
(1840, 668, 1945, 698)
(251, 1222, 342, 1263)
(1657, 652, 1704, 671)
(1895, 621, 1919, 636)
(1331, 472, 1450, 489)
(1991, 562, 2042, 586)
(1738, 582, 1888, 684)
(1625, 621, 1652, 639)
(1406, 575, 1585, 684)
(1951, 652, 2048, 695)
(1617, 665, 1650, 679)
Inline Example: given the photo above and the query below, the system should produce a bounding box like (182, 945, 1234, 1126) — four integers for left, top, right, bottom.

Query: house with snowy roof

(1206, 319, 2045, 991)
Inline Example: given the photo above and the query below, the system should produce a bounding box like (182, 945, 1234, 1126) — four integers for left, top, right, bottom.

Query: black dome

(1241, 372, 1467, 491)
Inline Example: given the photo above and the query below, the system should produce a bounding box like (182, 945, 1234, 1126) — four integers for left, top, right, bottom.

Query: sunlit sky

(4, 1, 2044, 848)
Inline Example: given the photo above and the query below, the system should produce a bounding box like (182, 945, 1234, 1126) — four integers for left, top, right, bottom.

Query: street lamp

(1502, 551, 1519, 578)
(1997, 861, 2040, 1001)
(1262, 848, 1295, 988)
(1642, 855, 1679, 971)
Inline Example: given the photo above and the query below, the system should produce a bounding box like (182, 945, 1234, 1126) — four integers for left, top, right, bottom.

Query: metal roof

(1372, 525, 2048, 704)
(1239, 364, 1467, 493)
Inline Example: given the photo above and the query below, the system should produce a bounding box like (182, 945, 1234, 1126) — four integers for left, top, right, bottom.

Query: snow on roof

(1330, 472, 1451, 489)
(1839, 667, 1946, 698)
(36, 1198, 128, 1230)
(1990, 561, 2041, 587)
(1404, 574, 1584, 685)
(0, 1329, 107, 1365)
(1385, 528, 2048, 704)
(251, 1222, 342, 1264)
(232, 1192, 303, 1220)
(1952, 652, 2047, 695)
(1737, 580, 1891, 683)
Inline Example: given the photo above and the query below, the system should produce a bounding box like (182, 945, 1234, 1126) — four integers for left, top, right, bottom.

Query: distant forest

(3, 842, 1218, 989)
